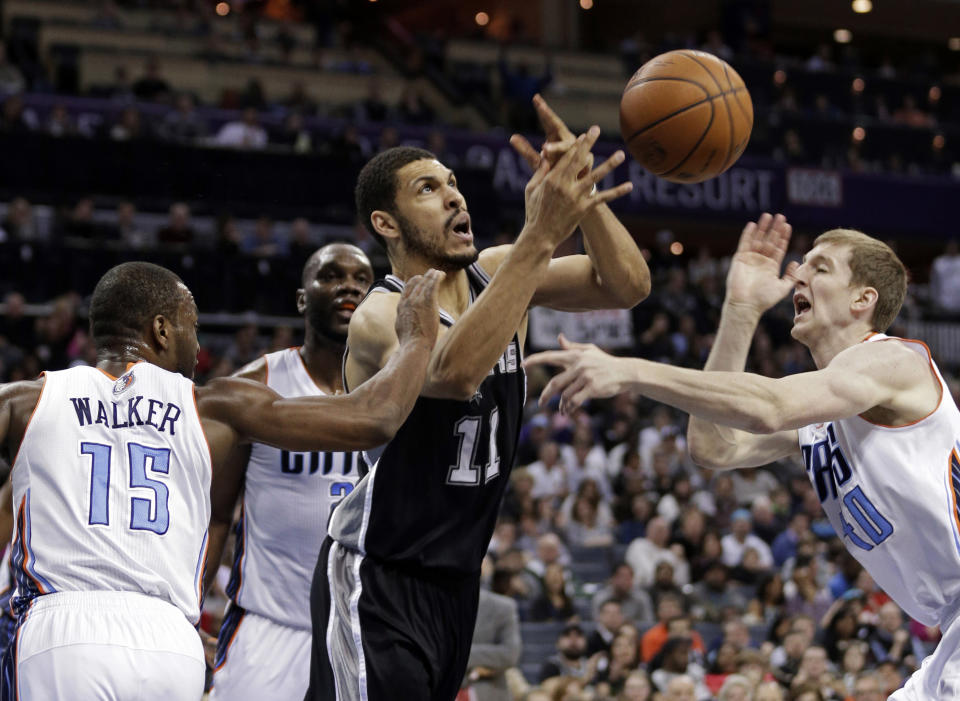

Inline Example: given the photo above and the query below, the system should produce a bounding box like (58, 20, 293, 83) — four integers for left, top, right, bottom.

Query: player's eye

(420, 183, 433, 193)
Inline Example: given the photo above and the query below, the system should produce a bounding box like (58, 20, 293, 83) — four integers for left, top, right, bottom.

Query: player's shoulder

(0, 377, 45, 408)
(477, 245, 511, 276)
(231, 355, 268, 384)
(833, 334, 931, 385)
(350, 290, 400, 341)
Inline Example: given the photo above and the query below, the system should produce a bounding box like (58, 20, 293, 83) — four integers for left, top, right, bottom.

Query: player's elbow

(357, 412, 398, 446)
(428, 361, 482, 401)
(687, 437, 732, 469)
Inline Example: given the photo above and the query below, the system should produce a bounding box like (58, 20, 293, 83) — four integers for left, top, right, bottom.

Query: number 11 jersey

(329, 263, 526, 575)
(10, 363, 211, 623)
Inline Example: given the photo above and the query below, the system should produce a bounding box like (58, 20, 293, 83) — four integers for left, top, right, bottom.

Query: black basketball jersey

(329, 263, 526, 575)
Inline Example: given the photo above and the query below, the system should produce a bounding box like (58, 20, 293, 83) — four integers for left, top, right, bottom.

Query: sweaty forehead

(803, 242, 851, 267)
(308, 245, 371, 276)
(397, 158, 451, 189)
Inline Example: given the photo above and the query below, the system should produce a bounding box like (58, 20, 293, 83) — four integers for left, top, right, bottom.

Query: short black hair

(89, 262, 186, 349)
(355, 146, 436, 251)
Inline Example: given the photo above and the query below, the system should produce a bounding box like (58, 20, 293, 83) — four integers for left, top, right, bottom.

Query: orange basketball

(619, 50, 753, 183)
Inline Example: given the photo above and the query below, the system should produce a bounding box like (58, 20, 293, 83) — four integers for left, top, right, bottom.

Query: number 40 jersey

(799, 334, 960, 628)
(10, 363, 211, 623)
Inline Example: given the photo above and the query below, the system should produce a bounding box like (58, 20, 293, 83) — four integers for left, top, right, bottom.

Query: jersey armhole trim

(192, 385, 215, 469)
(11, 373, 46, 469)
(856, 336, 943, 429)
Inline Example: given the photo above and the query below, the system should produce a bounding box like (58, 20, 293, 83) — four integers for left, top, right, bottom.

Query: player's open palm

(725, 212, 798, 314)
(395, 269, 444, 347)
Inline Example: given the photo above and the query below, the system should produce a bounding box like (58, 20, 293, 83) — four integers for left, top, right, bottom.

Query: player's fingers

(588, 150, 625, 187)
(592, 181, 634, 205)
(562, 126, 600, 178)
(533, 93, 575, 140)
(558, 333, 595, 351)
(539, 367, 579, 408)
(510, 134, 541, 170)
(523, 350, 574, 369)
(783, 260, 800, 282)
(736, 221, 758, 253)
(560, 375, 590, 415)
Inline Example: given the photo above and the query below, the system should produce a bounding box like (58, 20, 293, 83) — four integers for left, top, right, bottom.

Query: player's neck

(391, 263, 471, 316)
(299, 335, 345, 394)
(96, 343, 162, 377)
(805, 324, 874, 368)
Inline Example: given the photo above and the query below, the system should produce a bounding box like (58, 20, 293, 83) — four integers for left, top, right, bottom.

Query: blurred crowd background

(1, 1, 960, 700)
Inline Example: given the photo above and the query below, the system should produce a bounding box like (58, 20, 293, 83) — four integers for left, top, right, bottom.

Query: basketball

(620, 50, 754, 183)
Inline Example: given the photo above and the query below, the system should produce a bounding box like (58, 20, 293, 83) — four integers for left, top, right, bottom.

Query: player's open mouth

(449, 213, 472, 242)
(793, 293, 811, 319)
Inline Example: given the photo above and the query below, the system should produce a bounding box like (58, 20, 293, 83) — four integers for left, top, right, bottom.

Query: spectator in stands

(538, 623, 591, 682)
(214, 107, 268, 149)
(156, 201, 195, 245)
(806, 44, 834, 72)
(45, 103, 74, 138)
(851, 670, 884, 701)
(839, 642, 868, 695)
(892, 95, 934, 128)
(592, 628, 642, 697)
(58, 197, 104, 240)
(0, 197, 36, 242)
(625, 515, 690, 589)
(528, 441, 568, 503)
(587, 599, 626, 655)
(791, 646, 845, 700)
(354, 75, 390, 123)
(730, 467, 780, 506)
(721, 509, 774, 570)
(591, 562, 655, 626)
(132, 56, 172, 103)
(111, 200, 150, 249)
(0, 292, 36, 351)
(0, 94, 33, 133)
(689, 560, 745, 624)
(529, 562, 576, 622)
(525, 533, 571, 585)
(272, 111, 312, 153)
(241, 215, 288, 258)
(109, 106, 150, 141)
(930, 239, 960, 314)
(784, 555, 833, 622)
(865, 601, 917, 671)
(650, 637, 709, 699)
(700, 30, 733, 61)
(620, 670, 653, 701)
(463, 587, 521, 701)
(0, 40, 24, 97)
(771, 511, 811, 567)
(397, 81, 434, 125)
(497, 50, 552, 132)
(91, 0, 123, 29)
(560, 480, 614, 548)
(746, 571, 786, 628)
(327, 123, 365, 164)
(376, 125, 400, 152)
(716, 674, 752, 701)
(641, 594, 705, 663)
(749, 495, 784, 544)
(284, 81, 317, 116)
(648, 560, 686, 612)
(616, 491, 652, 544)
(161, 93, 207, 143)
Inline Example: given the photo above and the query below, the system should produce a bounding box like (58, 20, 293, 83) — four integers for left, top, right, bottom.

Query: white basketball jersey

(798, 334, 960, 627)
(10, 363, 211, 623)
(226, 348, 360, 629)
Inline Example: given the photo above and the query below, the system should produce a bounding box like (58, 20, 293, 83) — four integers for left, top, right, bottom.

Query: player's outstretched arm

(526, 336, 926, 436)
(197, 271, 443, 452)
(686, 213, 801, 467)
(509, 94, 649, 312)
(423, 129, 631, 400)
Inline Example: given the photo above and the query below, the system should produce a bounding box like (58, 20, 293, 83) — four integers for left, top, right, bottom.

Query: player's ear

(151, 314, 171, 351)
(852, 286, 878, 316)
(296, 288, 306, 314)
(370, 210, 401, 244)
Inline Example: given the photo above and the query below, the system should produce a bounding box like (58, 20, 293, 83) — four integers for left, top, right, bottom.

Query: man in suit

(461, 587, 522, 701)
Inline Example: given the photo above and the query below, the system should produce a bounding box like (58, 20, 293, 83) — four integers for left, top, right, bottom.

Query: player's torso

(330, 265, 526, 574)
(11, 364, 211, 623)
(798, 335, 960, 626)
(228, 348, 360, 628)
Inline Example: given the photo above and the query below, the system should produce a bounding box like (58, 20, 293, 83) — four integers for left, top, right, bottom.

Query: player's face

(790, 243, 859, 345)
(392, 159, 477, 271)
(300, 246, 373, 342)
(172, 288, 200, 379)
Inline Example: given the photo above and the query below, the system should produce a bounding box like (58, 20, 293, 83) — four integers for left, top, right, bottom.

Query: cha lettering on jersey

(801, 423, 852, 502)
(487, 340, 519, 377)
(69, 396, 182, 434)
(280, 450, 357, 476)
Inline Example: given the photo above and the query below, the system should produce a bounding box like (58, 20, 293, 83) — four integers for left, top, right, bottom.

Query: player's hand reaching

(725, 212, 797, 316)
(509, 93, 576, 170)
(395, 269, 445, 348)
(524, 333, 627, 414)
(519, 126, 632, 248)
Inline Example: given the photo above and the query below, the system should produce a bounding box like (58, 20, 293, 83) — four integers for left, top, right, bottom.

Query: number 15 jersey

(10, 363, 211, 623)
(799, 334, 960, 627)
(330, 263, 526, 575)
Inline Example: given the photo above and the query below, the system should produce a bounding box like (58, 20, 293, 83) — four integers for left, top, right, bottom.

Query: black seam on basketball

(658, 98, 716, 178)
(721, 62, 752, 122)
(623, 76, 711, 95)
(683, 52, 735, 173)
(623, 90, 740, 142)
